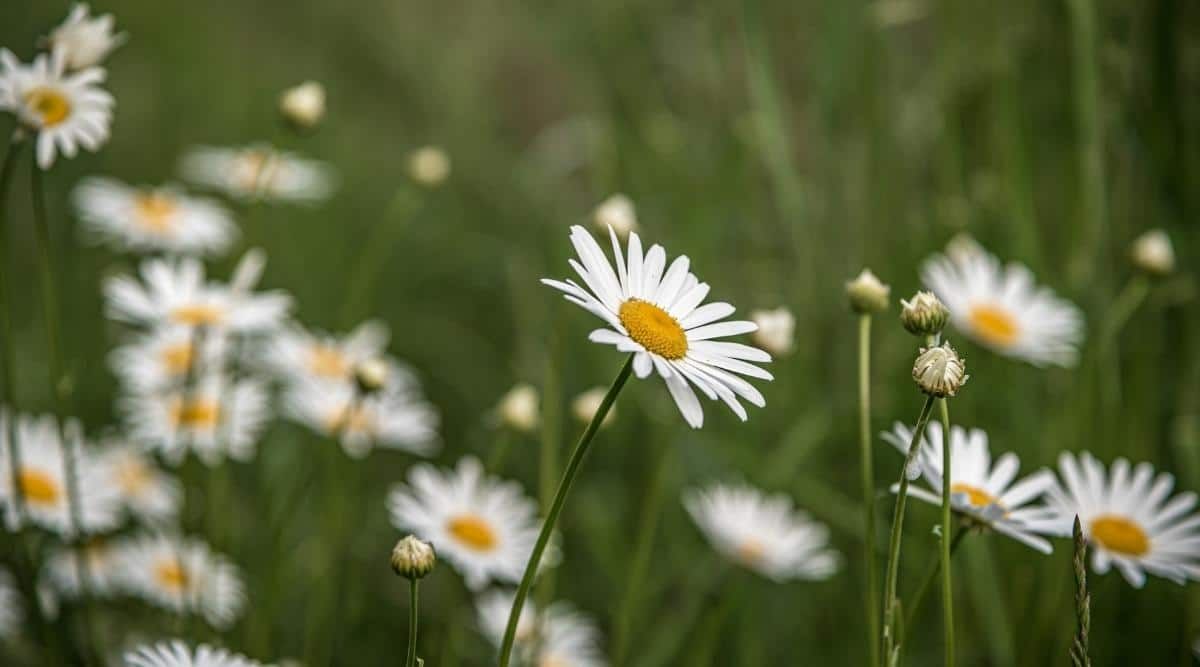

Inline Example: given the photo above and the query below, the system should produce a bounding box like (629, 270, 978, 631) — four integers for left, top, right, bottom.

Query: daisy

(0, 412, 121, 536)
(1042, 452, 1200, 588)
(920, 238, 1084, 367)
(284, 373, 439, 459)
(119, 372, 270, 465)
(124, 640, 263, 667)
(881, 422, 1060, 553)
(104, 252, 291, 334)
(179, 144, 335, 203)
(0, 567, 20, 639)
(0, 49, 113, 169)
(73, 177, 237, 256)
(387, 457, 541, 590)
(44, 4, 126, 71)
(542, 226, 772, 428)
(43, 537, 127, 597)
(683, 483, 839, 581)
(110, 325, 227, 393)
(96, 441, 181, 524)
(264, 319, 388, 385)
(477, 591, 608, 667)
(120, 534, 245, 629)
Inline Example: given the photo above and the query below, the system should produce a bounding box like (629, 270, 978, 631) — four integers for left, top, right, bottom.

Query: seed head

(845, 269, 890, 314)
(900, 291, 949, 337)
(407, 146, 451, 187)
(354, 358, 390, 395)
(391, 535, 436, 580)
(1130, 229, 1174, 277)
(912, 343, 968, 398)
(279, 81, 326, 130)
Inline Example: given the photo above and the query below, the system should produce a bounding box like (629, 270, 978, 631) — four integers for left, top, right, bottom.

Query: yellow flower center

(968, 304, 1020, 347)
(1091, 515, 1150, 557)
(23, 87, 71, 127)
(237, 150, 277, 191)
(161, 343, 194, 375)
(950, 483, 1000, 509)
(171, 399, 221, 429)
(155, 558, 190, 591)
(117, 459, 151, 493)
(134, 193, 178, 233)
(618, 299, 688, 360)
(539, 657, 569, 667)
(446, 514, 498, 552)
(18, 468, 61, 505)
(326, 405, 374, 436)
(308, 345, 347, 378)
(171, 304, 225, 327)
(735, 539, 766, 566)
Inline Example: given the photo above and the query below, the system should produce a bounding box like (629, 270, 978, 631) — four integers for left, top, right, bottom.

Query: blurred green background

(2, 0, 1199, 664)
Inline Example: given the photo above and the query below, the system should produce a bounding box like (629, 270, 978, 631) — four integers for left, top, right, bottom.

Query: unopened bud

(408, 146, 451, 187)
(846, 269, 890, 314)
(279, 81, 326, 130)
(1130, 229, 1174, 277)
(750, 307, 795, 356)
(900, 291, 949, 336)
(497, 384, 539, 433)
(593, 194, 638, 237)
(354, 358, 390, 394)
(391, 535, 436, 579)
(913, 343, 968, 398)
(571, 387, 615, 428)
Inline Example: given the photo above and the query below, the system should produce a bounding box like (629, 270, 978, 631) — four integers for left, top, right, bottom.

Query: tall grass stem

(857, 314, 880, 667)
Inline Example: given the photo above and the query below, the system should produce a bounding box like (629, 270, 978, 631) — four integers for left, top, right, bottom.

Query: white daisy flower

(0, 567, 21, 639)
(0, 49, 113, 169)
(881, 422, 1060, 553)
(920, 239, 1084, 367)
(110, 325, 227, 393)
(44, 4, 126, 71)
(124, 639, 263, 667)
(120, 534, 245, 629)
(264, 319, 388, 385)
(0, 412, 121, 536)
(477, 591, 608, 667)
(73, 177, 237, 256)
(44, 537, 127, 598)
(387, 457, 541, 590)
(179, 144, 335, 203)
(683, 483, 839, 582)
(284, 371, 439, 459)
(542, 226, 773, 428)
(104, 252, 291, 334)
(1043, 452, 1200, 588)
(96, 441, 180, 524)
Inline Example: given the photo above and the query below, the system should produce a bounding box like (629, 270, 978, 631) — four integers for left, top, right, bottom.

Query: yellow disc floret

(618, 299, 688, 360)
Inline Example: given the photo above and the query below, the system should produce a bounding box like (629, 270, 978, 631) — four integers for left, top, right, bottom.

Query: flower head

(750, 307, 795, 356)
(44, 4, 126, 70)
(109, 324, 227, 393)
(124, 640, 264, 667)
(407, 146, 451, 187)
(542, 226, 773, 428)
(846, 269, 890, 314)
(592, 194, 638, 237)
(73, 177, 237, 256)
(476, 591, 607, 667)
(265, 320, 389, 386)
(899, 290, 948, 337)
(279, 80, 325, 130)
(391, 535, 436, 580)
(44, 537, 127, 598)
(496, 383, 539, 433)
(180, 144, 335, 202)
(96, 440, 181, 525)
(1130, 229, 1175, 277)
(120, 534, 245, 628)
(912, 343, 968, 398)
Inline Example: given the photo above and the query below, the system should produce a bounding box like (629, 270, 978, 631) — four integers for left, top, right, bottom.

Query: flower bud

(391, 535, 436, 580)
(845, 269, 890, 313)
(44, 5, 125, 71)
(354, 358, 390, 395)
(913, 343, 968, 398)
(407, 146, 451, 187)
(279, 81, 326, 130)
(593, 194, 638, 238)
(1130, 229, 1174, 277)
(571, 387, 615, 428)
(497, 384, 539, 433)
(900, 291, 949, 337)
(749, 307, 795, 356)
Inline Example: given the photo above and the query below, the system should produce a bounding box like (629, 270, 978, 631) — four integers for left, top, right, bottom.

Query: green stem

(1065, 0, 1107, 287)
(904, 526, 969, 640)
(406, 578, 420, 667)
(498, 355, 634, 667)
(880, 395, 937, 666)
(857, 314, 880, 667)
(938, 398, 954, 666)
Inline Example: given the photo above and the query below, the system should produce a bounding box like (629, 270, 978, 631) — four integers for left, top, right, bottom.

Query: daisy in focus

(73, 177, 237, 256)
(104, 252, 291, 334)
(120, 534, 245, 629)
(44, 4, 126, 71)
(542, 226, 773, 428)
(109, 324, 227, 393)
(179, 144, 335, 203)
(881, 422, 1060, 553)
(387, 457, 541, 590)
(97, 441, 181, 524)
(0, 48, 113, 169)
(1043, 452, 1200, 588)
(477, 590, 608, 667)
(0, 568, 20, 639)
(124, 639, 263, 667)
(0, 412, 121, 536)
(683, 483, 839, 581)
(920, 238, 1084, 367)
(43, 537, 127, 597)
(120, 372, 270, 465)
(265, 320, 389, 385)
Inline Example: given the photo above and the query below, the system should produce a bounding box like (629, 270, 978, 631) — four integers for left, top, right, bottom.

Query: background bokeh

(2, 0, 1199, 664)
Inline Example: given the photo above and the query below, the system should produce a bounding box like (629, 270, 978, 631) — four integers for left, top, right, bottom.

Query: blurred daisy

(683, 483, 839, 581)
(882, 422, 1060, 553)
(749, 307, 795, 357)
(387, 457, 541, 590)
(180, 144, 335, 203)
(1043, 452, 1200, 588)
(120, 534, 245, 629)
(265, 319, 388, 385)
(477, 590, 607, 667)
(0, 49, 113, 169)
(97, 441, 180, 524)
(120, 373, 270, 465)
(0, 567, 20, 639)
(105, 252, 291, 333)
(0, 412, 121, 536)
(543, 226, 773, 428)
(44, 4, 126, 71)
(110, 325, 227, 393)
(44, 537, 126, 597)
(921, 239, 1083, 367)
(495, 383, 539, 433)
(124, 639, 262, 667)
(73, 177, 236, 256)
(571, 387, 615, 428)
(284, 371, 439, 458)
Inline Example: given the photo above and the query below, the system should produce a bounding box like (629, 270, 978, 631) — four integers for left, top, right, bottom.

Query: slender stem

(904, 525, 969, 638)
(498, 355, 634, 667)
(857, 314, 880, 667)
(0, 137, 27, 525)
(1070, 516, 1091, 667)
(938, 397, 954, 666)
(406, 578, 420, 667)
(880, 395, 937, 666)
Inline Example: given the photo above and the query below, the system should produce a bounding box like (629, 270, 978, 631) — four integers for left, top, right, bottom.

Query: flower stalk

(1070, 516, 1091, 667)
(857, 313, 880, 667)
